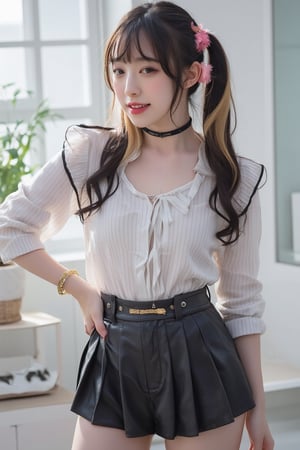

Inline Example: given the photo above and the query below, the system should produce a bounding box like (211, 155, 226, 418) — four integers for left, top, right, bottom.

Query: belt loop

(173, 294, 184, 320)
(103, 295, 117, 323)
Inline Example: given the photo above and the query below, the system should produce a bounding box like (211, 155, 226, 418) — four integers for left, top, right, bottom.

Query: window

(273, 0, 300, 265)
(0, 0, 106, 254)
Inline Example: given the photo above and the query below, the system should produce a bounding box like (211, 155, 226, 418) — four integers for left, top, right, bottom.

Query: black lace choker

(142, 117, 192, 138)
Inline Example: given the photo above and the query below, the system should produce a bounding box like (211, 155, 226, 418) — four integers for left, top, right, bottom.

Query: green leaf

(0, 83, 62, 202)
(6, 148, 19, 159)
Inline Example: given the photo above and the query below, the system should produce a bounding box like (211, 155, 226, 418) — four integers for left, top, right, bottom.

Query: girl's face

(111, 34, 187, 130)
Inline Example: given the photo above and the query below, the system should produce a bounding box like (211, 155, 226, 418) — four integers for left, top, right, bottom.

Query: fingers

(248, 436, 274, 450)
(84, 319, 107, 338)
(94, 298, 108, 338)
(84, 323, 95, 336)
(94, 318, 108, 339)
(80, 292, 108, 338)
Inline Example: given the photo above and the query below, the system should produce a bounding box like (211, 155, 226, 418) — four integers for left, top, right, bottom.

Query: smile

(127, 103, 150, 114)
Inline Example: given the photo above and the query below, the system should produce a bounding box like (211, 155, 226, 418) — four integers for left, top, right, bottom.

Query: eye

(112, 68, 124, 76)
(141, 67, 157, 74)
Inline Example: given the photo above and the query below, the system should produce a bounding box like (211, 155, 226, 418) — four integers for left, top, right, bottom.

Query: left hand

(245, 408, 274, 450)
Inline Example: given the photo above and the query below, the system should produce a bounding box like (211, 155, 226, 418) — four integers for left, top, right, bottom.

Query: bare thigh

(72, 416, 153, 450)
(165, 414, 245, 450)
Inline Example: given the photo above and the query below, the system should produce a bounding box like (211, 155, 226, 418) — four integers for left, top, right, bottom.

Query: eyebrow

(111, 56, 160, 64)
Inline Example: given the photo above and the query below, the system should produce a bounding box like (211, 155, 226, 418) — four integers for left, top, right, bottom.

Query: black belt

(101, 287, 211, 322)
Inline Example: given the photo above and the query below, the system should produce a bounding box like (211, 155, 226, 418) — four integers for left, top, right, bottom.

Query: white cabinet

(0, 313, 76, 450)
(0, 386, 76, 450)
(0, 425, 16, 450)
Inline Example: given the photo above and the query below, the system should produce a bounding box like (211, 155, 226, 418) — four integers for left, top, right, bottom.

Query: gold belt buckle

(129, 307, 166, 315)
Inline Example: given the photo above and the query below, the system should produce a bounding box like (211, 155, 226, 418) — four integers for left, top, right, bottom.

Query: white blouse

(0, 126, 266, 338)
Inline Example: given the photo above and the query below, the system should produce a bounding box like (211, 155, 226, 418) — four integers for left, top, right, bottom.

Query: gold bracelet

(57, 269, 79, 295)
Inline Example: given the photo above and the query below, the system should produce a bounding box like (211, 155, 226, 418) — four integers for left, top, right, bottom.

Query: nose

(124, 72, 140, 97)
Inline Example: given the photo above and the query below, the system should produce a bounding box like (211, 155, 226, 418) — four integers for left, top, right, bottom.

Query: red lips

(127, 102, 150, 115)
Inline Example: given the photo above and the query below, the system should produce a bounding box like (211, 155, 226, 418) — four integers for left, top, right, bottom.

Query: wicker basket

(0, 263, 24, 325)
(0, 298, 22, 324)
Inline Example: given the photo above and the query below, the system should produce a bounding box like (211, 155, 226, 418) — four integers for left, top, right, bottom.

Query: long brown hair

(73, 1, 247, 244)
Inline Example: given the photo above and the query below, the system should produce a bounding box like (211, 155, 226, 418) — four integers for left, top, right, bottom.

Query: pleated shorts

(71, 287, 255, 439)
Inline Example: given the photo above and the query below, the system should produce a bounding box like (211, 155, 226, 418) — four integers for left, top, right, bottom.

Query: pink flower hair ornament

(191, 22, 212, 84)
(191, 21, 210, 52)
(199, 62, 212, 84)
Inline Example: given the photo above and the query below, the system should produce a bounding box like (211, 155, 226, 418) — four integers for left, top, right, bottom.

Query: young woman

(0, 2, 274, 449)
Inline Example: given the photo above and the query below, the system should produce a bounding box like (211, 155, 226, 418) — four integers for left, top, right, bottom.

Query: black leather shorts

(71, 288, 255, 439)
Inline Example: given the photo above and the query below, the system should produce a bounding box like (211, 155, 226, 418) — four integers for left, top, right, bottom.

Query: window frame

(0, 0, 107, 255)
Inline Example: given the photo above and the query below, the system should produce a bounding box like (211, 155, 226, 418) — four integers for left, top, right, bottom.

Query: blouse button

(180, 301, 187, 308)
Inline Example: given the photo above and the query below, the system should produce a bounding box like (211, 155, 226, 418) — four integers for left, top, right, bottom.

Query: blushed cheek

(112, 83, 124, 104)
(151, 79, 175, 103)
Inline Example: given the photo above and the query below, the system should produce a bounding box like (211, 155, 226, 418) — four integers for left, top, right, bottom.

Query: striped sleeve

(0, 126, 91, 263)
(213, 158, 266, 338)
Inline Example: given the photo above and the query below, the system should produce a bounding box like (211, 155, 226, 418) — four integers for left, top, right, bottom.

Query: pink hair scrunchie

(199, 62, 212, 84)
(191, 22, 212, 84)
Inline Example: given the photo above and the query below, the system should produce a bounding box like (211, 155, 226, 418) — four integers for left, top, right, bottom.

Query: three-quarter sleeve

(213, 158, 266, 338)
(0, 126, 90, 263)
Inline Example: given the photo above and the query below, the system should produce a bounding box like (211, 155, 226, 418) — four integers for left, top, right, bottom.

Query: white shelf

(262, 360, 300, 392)
(0, 314, 75, 449)
(0, 385, 73, 413)
(0, 312, 62, 399)
(0, 312, 60, 331)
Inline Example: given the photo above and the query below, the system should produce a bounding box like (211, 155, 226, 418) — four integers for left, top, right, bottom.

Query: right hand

(75, 286, 107, 338)
(63, 273, 108, 338)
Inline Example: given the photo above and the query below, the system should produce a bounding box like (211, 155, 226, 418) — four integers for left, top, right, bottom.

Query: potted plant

(0, 84, 58, 324)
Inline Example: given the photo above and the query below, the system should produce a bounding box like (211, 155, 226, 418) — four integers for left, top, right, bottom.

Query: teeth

(130, 104, 146, 109)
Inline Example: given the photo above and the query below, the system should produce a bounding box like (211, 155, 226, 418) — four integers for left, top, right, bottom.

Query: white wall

(20, 0, 300, 393)
(175, 0, 300, 368)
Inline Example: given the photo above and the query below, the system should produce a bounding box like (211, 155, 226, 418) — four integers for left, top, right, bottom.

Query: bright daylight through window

(0, 0, 104, 254)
